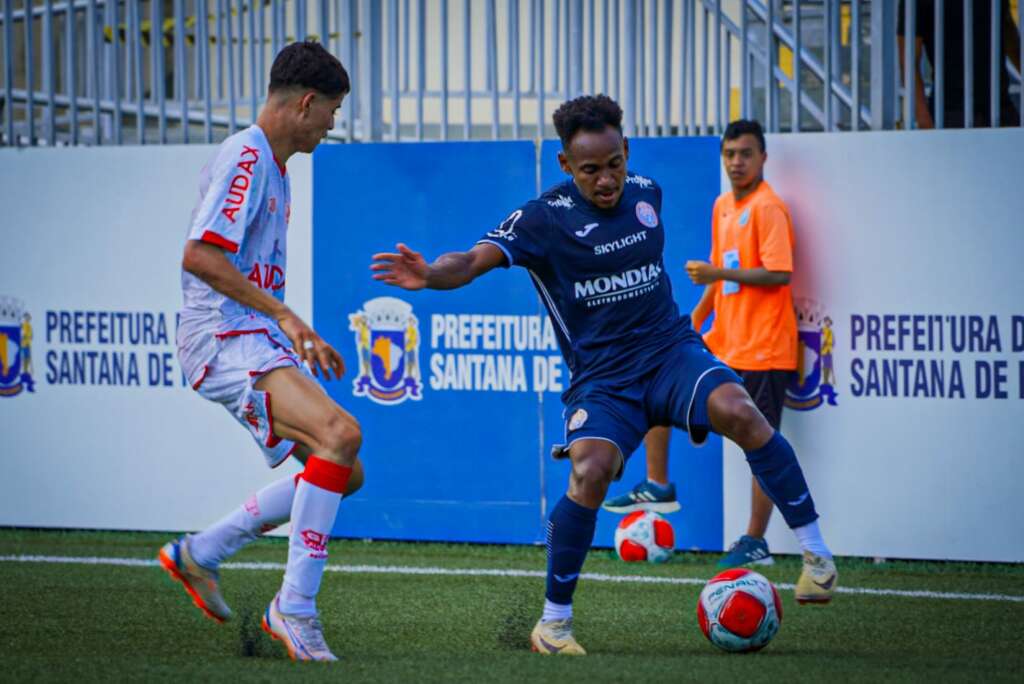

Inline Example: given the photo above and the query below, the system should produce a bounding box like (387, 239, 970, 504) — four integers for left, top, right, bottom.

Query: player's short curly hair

(552, 95, 623, 148)
(269, 41, 350, 97)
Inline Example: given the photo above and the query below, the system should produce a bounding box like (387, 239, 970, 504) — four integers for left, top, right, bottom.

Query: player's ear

(557, 149, 572, 175)
(623, 136, 630, 161)
(299, 91, 317, 115)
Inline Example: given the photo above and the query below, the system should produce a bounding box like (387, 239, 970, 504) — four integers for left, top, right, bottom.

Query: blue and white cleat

(262, 594, 339, 662)
(601, 480, 681, 514)
(717, 534, 775, 568)
(158, 536, 232, 622)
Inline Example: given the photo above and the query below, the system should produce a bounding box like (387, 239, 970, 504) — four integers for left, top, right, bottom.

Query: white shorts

(185, 328, 317, 468)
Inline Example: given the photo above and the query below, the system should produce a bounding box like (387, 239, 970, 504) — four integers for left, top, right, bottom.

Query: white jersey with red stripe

(178, 124, 293, 387)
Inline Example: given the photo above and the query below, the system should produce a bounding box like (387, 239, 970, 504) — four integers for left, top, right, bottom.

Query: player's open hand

(278, 311, 346, 380)
(685, 260, 719, 285)
(371, 243, 430, 290)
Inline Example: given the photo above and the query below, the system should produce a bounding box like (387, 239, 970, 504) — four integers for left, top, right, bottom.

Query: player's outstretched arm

(182, 240, 344, 380)
(371, 242, 505, 291)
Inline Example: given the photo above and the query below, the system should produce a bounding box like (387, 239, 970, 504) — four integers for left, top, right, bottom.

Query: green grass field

(1, 528, 1022, 682)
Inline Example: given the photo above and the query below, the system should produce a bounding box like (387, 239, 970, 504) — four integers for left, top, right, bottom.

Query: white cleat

(261, 594, 339, 662)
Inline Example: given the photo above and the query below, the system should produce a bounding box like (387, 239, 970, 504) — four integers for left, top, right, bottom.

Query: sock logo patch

(787, 492, 810, 507)
(300, 529, 329, 559)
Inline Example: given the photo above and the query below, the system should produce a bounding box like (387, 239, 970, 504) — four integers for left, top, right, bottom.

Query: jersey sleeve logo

(625, 174, 654, 189)
(221, 144, 260, 224)
(487, 209, 523, 242)
(546, 194, 575, 209)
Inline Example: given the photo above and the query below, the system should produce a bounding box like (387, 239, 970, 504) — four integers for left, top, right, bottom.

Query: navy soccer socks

(545, 495, 598, 609)
(744, 431, 819, 529)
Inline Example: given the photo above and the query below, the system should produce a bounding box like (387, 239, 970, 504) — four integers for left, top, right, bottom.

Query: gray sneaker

(158, 536, 233, 622)
(262, 594, 339, 662)
(717, 534, 775, 568)
(602, 480, 681, 514)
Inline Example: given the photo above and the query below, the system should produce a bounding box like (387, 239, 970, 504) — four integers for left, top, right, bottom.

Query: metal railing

(1, 1, 1021, 147)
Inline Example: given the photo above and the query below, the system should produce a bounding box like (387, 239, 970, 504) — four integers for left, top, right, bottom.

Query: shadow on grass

(496, 594, 534, 651)
(236, 593, 286, 660)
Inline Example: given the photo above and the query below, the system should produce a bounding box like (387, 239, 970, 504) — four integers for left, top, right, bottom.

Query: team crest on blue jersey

(635, 201, 658, 228)
(785, 299, 838, 411)
(349, 297, 423, 405)
(0, 297, 35, 398)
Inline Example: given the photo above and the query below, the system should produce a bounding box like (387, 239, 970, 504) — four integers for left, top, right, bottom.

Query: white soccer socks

(189, 474, 298, 569)
(279, 456, 351, 617)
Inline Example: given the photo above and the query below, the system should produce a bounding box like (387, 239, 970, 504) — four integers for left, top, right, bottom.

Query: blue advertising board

(313, 136, 723, 550)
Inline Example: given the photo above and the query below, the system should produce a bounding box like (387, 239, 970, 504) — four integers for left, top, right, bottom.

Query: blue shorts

(553, 336, 741, 478)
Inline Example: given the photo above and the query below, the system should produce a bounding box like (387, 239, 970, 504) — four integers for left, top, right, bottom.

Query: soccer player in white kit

(158, 42, 361, 662)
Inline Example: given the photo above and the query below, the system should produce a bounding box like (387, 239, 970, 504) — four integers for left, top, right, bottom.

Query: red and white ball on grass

(613, 511, 675, 563)
(697, 568, 783, 653)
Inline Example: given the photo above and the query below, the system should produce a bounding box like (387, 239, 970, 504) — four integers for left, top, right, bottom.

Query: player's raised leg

(161, 450, 365, 623)
(188, 450, 364, 571)
(531, 439, 619, 656)
(705, 382, 838, 604)
(255, 366, 362, 661)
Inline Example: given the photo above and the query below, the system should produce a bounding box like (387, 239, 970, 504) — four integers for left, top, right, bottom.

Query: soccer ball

(613, 511, 675, 563)
(697, 568, 782, 653)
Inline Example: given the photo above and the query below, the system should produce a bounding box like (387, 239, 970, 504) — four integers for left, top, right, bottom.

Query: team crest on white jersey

(0, 297, 35, 398)
(635, 201, 658, 228)
(349, 297, 423, 405)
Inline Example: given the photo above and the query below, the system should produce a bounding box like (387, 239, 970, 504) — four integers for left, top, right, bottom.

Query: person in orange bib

(603, 119, 798, 569)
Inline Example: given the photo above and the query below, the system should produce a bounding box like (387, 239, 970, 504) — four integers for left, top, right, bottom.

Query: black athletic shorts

(736, 369, 794, 430)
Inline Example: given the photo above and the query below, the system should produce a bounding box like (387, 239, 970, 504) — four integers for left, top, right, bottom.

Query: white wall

(0, 145, 312, 533)
(721, 128, 1024, 562)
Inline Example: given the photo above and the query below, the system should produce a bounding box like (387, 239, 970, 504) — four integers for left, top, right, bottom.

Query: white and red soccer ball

(614, 511, 675, 563)
(697, 568, 783, 652)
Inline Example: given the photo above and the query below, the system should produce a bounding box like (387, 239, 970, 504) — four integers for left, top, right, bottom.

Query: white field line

(1, 554, 1022, 603)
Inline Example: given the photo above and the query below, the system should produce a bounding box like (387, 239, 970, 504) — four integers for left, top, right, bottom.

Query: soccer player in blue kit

(371, 95, 837, 655)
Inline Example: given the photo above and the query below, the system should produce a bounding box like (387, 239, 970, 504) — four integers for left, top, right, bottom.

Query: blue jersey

(478, 172, 696, 395)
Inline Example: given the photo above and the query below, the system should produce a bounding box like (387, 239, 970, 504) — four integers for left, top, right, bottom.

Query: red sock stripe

(300, 456, 352, 493)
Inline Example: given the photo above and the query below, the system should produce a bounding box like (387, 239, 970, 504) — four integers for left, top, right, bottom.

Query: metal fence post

(2, 0, 11, 144)
(623, 0, 635, 136)
(902, 0, 915, 129)
(67, 0, 79, 144)
(569, 0, 585, 98)
(793, 0, 801, 131)
(662, 0, 672, 134)
(358, 0, 383, 140)
(963, 0, 973, 127)
(463, 0, 472, 140)
(851, 0, 860, 130)
(934, 0, 944, 128)
(765, 0, 774, 132)
(390, 0, 400, 140)
(43, 0, 55, 145)
(870, 0, 896, 129)
(989, 0, 999, 127)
